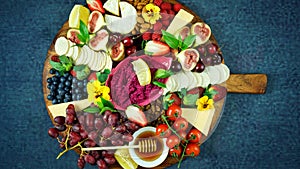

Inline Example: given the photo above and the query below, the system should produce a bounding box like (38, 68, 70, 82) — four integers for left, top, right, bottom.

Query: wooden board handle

(226, 74, 267, 94)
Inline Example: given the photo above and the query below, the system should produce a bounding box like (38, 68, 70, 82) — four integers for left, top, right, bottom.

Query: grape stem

(56, 138, 88, 159)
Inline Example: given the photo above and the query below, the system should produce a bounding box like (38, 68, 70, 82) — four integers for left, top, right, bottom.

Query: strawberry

(125, 106, 148, 127)
(144, 40, 170, 56)
(153, 21, 163, 31)
(152, 32, 162, 41)
(209, 85, 227, 102)
(142, 32, 152, 40)
(160, 2, 172, 10)
(154, 0, 163, 6)
(70, 70, 77, 77)
(88, 72, 97, 81)
(173, 3, 182, 12)
(51, 55, 60, 62)
(168, 9, 175, 16)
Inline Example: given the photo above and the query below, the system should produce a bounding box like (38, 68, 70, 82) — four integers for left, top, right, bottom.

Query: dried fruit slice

(114, 148, 138, 169)
(68, 5, 90, 29)
(131, 59, 151, 86)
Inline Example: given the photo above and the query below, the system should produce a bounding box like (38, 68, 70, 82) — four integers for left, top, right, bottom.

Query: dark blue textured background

(1, 0, 299, 168)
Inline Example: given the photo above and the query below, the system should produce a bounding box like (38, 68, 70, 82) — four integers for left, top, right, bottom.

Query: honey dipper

(82, 139, 157, 153)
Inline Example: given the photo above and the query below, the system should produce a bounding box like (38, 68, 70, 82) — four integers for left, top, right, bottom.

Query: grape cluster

(47, 68, 73, 104)
(48, 104, 140, 169)
(197, 43, 223, 66)
(46, 69, 88, 104)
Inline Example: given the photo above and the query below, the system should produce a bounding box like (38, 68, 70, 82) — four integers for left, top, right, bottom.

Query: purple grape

(72, 123, 82, 133)
(91, 150, 101, 160)
(102, 151, 114, 158)
(122, 133, 133, 142)
(99, 139, 108, 147)
(80, 129, 88, 139)
(115, 125, 126, 133)
(78, 115, 85, 125)
(104, 156, 116, 165)
(54, 116, 65, 125)
(86, 114, 95, 129)
(108, 113, 119, 127)
(55, 124, 66, 132)
(96, 159, 107, 169)
(101, 127, 113, 138)
(102, 110, 112, 123)
(84, 139, 97, 148)
(88, 130, 98, 141)
(77, 157, 85, 169)
(48, 128, 59, 138)
(84, 154, 96, 165)
(124, 121, 136, 131)
(94, 118, 104, 130)
(111, 140, 124, 146)
(65, 114, 75, 125)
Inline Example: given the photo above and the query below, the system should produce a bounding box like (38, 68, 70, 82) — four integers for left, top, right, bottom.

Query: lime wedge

(69, 5, 90, 29)
(103, 0, 120, 16)
(114, 148, 138, 169)
(131, 59, 151, 86)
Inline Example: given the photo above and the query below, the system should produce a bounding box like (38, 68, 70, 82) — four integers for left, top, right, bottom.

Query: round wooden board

(43, 0, 227, 168)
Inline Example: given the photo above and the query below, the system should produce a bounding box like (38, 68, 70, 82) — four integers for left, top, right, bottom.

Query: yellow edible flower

(87, 80, 111, 104)
(196, 96, 214, 111)
(142, 3, 161, 24)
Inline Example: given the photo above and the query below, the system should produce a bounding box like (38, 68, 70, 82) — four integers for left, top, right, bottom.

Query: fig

(177, 48, 200, 71)
(67, 29, 82, 44)
(88, 29, 109, 51)
(87, 11, 105, 34)
(109, 42, 125, 61)
(174, 26, 190, 41)
(191, 22, 211, 46)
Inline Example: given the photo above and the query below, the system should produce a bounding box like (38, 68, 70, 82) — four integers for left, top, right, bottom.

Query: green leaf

(99, 107, 117, 114)
(73, 65, 86, 71)
(97, 101, 104, 109)
(83, 107, 100, 113)
(96, 70, 110, 83)
(141, 40, 147, 49)
(100, 97, 115, 109)
(182, 35, 196, 50)
(153, 81, 166, 88)
(103, 69, 110, 74)
(162, 30, 179, 49)
(154, 69, 174, 79)
(79, 20, 89, 42)
(76, 33, 86, 44)
(50, 60, 64, 72)
(183, 94, 199, 106)
(75, 43, 85, 48)
(180, 88, 187, 96)
(59, 55, 70, 64)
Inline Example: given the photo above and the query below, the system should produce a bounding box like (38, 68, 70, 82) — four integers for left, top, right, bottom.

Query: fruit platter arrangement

(43, 0, 267, 168)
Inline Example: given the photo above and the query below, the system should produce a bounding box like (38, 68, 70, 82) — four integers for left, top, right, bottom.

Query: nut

(137, 17, 144, 24)
(141, 23, 151, 29)
(140, 28, 148, 33)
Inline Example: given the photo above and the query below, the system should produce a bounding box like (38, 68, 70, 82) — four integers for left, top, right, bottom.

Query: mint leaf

(79, 20, 89, 42)
(59, 55, 70, 64)
(162, 30, 179, 49)
(77, 34, 86, 44)
(103, 69, 110, 74)
(50, 60, 64, 72)
(83, 107, 100, 113)
(73, 65, 86, 71)
(153, 81, 166, 88)
(100, 97, 114, 109)
(182, 35, 196, 50)
(180, 88, 187, 96)
(154, 69, 174, 79)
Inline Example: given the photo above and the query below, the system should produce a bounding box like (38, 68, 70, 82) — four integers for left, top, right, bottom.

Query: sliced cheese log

(220, 64, 230, 83)
(75, 45, 87, 65)
(55, 37, 70, 56)
(66, 41, 75, 57)
(206, 66, 220, 84)
(181, 108, 215, 136)
(87, 49, 97, 69)
(185, 71, 197, 90)
(103, 52, 113, 71)
(72, 46, 80, 61)
(200, 72, 210, 87)
(48, 99, 91, 118)
(166, 9, 194, 34)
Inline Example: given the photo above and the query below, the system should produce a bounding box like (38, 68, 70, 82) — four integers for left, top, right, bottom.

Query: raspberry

(153, 22, 163, 31)
(162, 20, 170, 27)
(173, 3, 182, 12)
(142, 32, 152, 40)
(154, 0, 163, 6)
(160, 2, 172, 10)
(168, 9, 175, 16)
(160, 9, 170, 21)
(152, 32, 162, 41)
(51, 55, 60, 62)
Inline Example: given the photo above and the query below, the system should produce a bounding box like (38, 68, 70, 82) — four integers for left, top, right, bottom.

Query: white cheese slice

(55, 37, 70, 56)
(48, 99, 91, 118)
(181, 108, 215, 136)
(166, 9, 194, 34)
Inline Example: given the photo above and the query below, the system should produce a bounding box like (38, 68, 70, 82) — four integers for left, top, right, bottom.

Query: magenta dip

(106, 55, 172, 110)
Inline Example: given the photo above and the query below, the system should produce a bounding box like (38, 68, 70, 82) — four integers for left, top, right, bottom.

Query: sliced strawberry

(86, 0, 105, 13)
(144, 40, 170, 56)
(125, 105, 148, 127)
(88, 72, 97, 81)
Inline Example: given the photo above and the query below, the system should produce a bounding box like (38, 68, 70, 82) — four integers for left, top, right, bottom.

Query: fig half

(88, 29, 109, 51)
(177, 48, 200, 71)
(191, 22, 211, 46)
(109, 42, 125, 61)
(88, 11, 105, 34)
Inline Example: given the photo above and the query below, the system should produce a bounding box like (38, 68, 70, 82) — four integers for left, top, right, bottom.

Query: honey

(134, 131, 164, 161)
